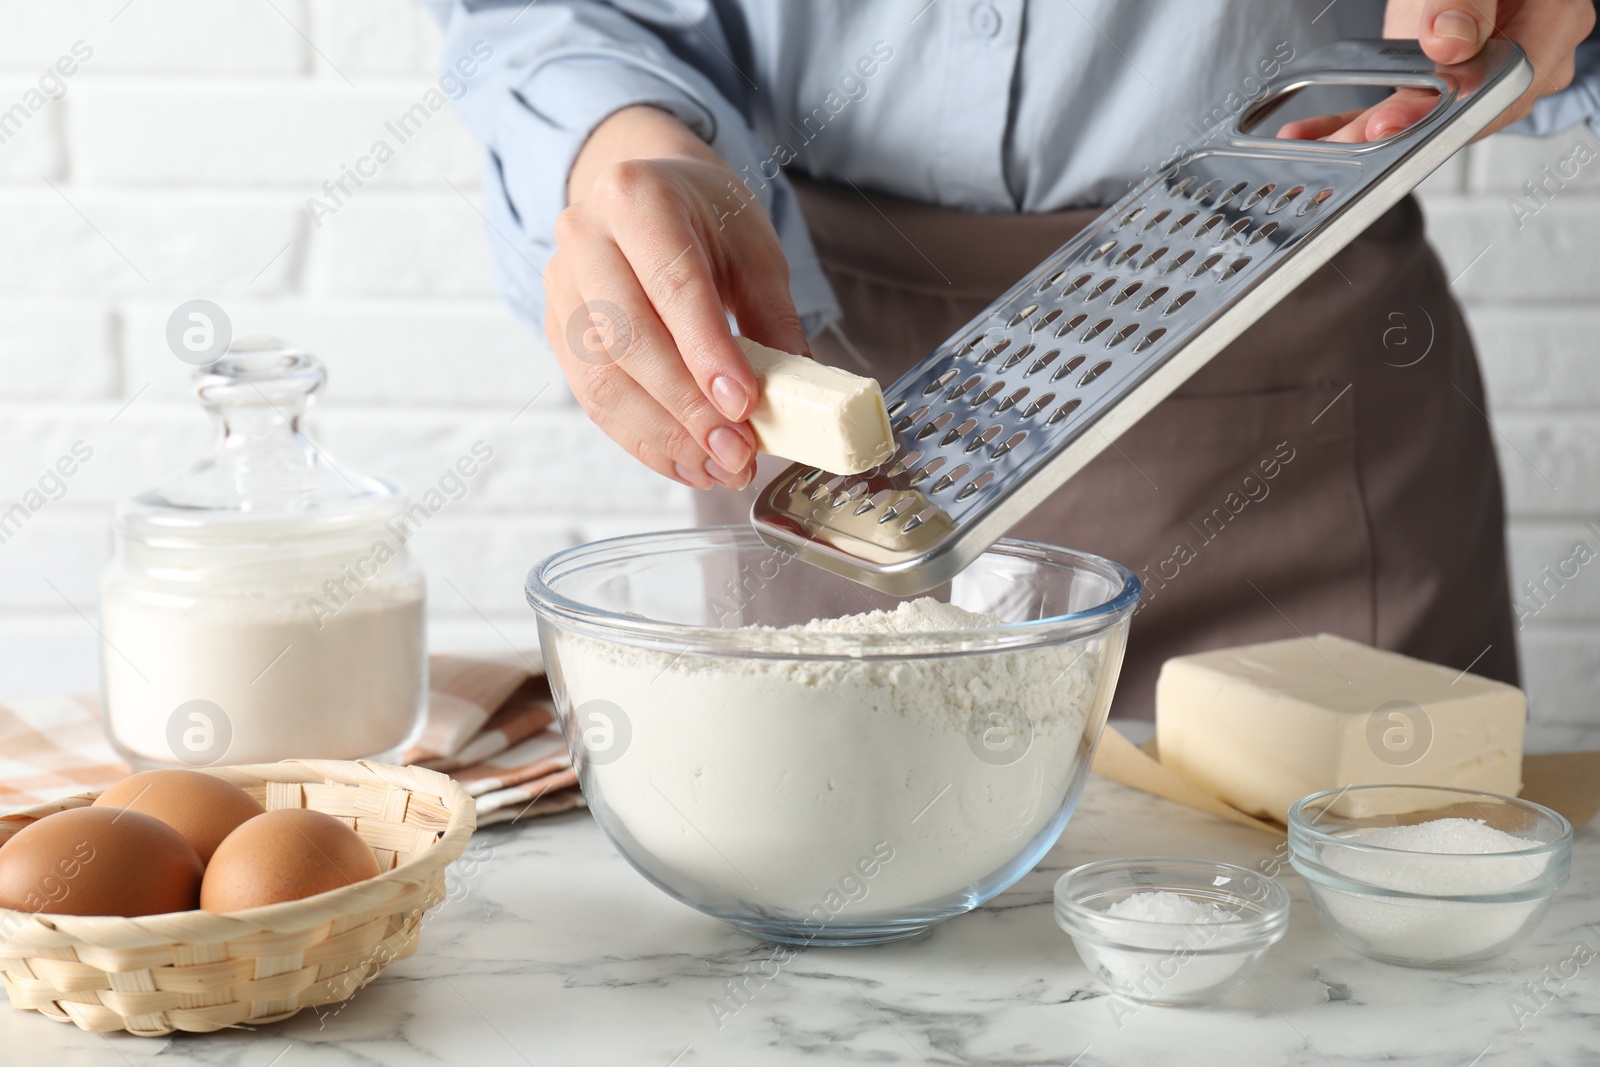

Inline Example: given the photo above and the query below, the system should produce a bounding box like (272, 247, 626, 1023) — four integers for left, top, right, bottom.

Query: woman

(427, 0, 1596, 716)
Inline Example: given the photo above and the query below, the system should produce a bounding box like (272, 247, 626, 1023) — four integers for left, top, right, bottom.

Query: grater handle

(1230, 38, 1526, 151)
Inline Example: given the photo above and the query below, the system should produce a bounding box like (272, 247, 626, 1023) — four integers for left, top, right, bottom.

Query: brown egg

(93, 769, 263, 864)
(201, 809, 381, 912)
(0, 806, 203, 916)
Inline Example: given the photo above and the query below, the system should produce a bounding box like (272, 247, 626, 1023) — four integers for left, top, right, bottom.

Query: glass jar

(100, 341, 426, 768)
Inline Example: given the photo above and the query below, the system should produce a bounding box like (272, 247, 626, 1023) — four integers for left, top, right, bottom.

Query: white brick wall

(0, 7, 1594, 750)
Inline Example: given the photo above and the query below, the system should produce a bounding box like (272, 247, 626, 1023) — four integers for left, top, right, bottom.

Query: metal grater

(751, 38, 1532, 595)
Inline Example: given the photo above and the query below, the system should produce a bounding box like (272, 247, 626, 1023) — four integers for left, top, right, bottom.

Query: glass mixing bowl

(526, 526, 1139, 945)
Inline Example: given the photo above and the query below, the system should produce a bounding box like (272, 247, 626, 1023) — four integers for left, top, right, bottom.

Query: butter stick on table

(736, 337, 894, 476)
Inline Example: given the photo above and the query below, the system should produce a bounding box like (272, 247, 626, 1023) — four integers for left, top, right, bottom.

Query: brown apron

(696, 175, 1520, 718)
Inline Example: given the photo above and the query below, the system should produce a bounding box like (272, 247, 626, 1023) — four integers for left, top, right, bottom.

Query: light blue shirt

(423, 0, 1599, 335)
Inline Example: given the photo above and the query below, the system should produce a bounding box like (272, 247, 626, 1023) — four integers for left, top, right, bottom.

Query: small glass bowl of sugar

(1053, 858, 1290, 1006)
(1289, 785, 1572, 968)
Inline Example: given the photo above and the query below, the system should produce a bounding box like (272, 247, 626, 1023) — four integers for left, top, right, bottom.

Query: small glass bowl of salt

(1053, 858, 1290, 1006)
(1289, 785, 1572, 968)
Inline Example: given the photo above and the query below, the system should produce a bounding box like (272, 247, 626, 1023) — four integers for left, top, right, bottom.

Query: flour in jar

(557, 597, 1108, 918)
(102, 579, 424, 765)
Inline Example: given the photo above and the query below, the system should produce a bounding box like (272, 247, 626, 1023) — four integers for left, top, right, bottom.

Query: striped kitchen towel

(0, 654, 583, 827)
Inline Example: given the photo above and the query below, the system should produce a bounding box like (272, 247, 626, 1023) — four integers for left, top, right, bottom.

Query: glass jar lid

(117, 339, 406, 545)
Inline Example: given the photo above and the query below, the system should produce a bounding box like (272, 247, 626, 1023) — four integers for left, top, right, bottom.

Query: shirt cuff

(481, 55, 840, 339)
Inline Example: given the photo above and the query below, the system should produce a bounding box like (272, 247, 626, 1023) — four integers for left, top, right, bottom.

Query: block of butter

(736, 337, 894, 476)
(1156, 633, 1525, 821)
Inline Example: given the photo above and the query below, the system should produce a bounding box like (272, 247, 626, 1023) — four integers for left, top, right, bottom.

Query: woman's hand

(1278, 0, 1596, 143)
(545, 105, 809, 490)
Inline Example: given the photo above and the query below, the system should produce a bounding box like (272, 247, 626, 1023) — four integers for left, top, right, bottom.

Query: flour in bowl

(553, 597, 1114, 922)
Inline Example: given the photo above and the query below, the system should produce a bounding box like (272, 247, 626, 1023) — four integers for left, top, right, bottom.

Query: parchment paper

(1089, 725, 1600, 836)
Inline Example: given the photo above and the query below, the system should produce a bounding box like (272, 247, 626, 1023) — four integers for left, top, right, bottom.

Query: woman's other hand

(1278, 0, 1595, 143)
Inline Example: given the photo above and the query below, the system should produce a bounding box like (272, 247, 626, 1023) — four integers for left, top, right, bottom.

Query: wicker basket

(0, 759, 475, 1036)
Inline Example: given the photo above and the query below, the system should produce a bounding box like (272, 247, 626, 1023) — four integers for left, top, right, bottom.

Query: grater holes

(1136, 284, 1170, 310)
(1112, 243, 1144, 268)
(1088, 240, 1117, 262)
(1167, 211, 1198, 236)
(924, 369, 958, 396)
(1140, 209, 1172, 233)
(1117, 206, 1145, 229)
(1164, 289, 1196, 315)
(964, 425, 1001, 453)
(948, 374, 982, 401)
(1037, 269, 1067, 292)
(942, 418, 978, 447)
(995, 386, 1029, 413)
(1215, 180, 1250, 208)
(1110, 281, 1143, 306)
(1054, 312, 1089, 339)
(886, 449, 923, 478)
(895, 404, 931, 433)
(1046, 398, 1083, 425)
(910, 456, 944, 484)
(1242, 182, 1277, 209)
(992, 430, 1028, 459)
(1079, 360, 1113, 387)
(1081, 318, 1113, 343)
(1266, 184, 1304, 214)
(970, 380, 1006, 407)
(1193, 214, 1223, 238)
(1298, 188, 1333, 215)
(1168, 175, 1197, 198)
(957, 334, 986, 355)
(901, 505, 943, 534)
(1063, 272, 1092, 296)
(1051, 354, 1087, 382)
(1006, 303, 1040, 327)
(1161, 249, 1196, 274)
(1025, 349, 1060, 377)
(885, 400, 906, 418)
(875, 493, 916, 524)
(1140, 246, 1168, 269)
(1132, 326, 1168, 353)
(1191, 177, 1222, 204)
(1220, 256, 1252, 282)
(1248, 220, 1279, 245)
(976, 338, 1012, 365)
(1107, 323, 1140, 348)
(1193, 253, 1223, 278)
(1086, 276, 1118, 301)
(1021, 391, 1056, 418)
(956, 470, 995, 502)
(854, 488, 895, 516)
(1224, 217, 1252, 240)
(1031, 308, 1063, 333)
(1000, 342, 1036, 371)
(830, 481, 866, 507)
(930, 463, 972, 495)
(916, 411, 953, 440)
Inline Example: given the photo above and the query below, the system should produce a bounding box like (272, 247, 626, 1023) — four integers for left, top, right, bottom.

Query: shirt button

(969, 1, 1002, 38)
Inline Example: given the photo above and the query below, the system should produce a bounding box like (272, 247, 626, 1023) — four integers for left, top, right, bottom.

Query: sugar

(1316, 817, 1551, 962)
(1329, 818, 1546, 896)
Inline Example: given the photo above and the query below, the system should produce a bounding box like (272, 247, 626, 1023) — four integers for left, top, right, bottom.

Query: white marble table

(4, 774, 1595, 1067)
